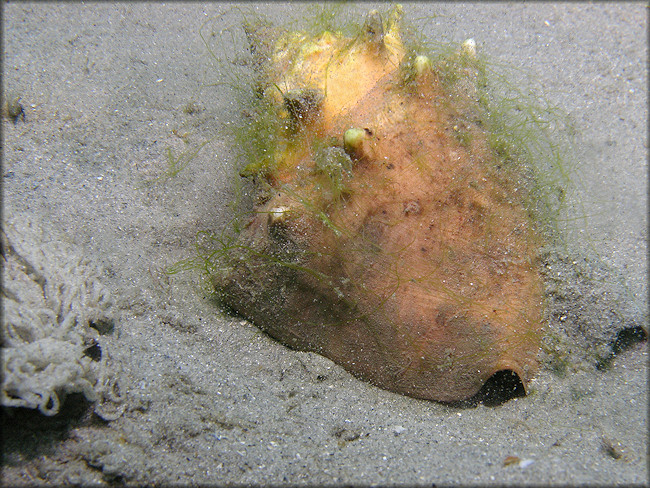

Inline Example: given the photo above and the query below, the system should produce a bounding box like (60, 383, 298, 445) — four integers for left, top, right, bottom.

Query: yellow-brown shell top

(216, 6, 544, 402)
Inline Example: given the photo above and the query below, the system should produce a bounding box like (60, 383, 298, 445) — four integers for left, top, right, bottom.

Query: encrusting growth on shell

(413, 55, 432, 75)
(461, 38, 477, 57)
(343, 128, 366, 155)
(215, 6, 546, 403)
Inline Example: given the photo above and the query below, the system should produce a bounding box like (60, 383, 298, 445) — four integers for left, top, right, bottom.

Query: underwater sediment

(207, 6, 645, 402)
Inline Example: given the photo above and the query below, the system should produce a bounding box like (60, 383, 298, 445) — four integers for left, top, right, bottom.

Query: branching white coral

(2, 213, 124, 418)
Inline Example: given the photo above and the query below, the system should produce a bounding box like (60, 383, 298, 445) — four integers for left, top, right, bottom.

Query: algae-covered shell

(216, 6, 545, 403)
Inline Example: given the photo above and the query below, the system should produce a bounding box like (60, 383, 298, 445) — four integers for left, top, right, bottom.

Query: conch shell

(214, 6, 544, 402)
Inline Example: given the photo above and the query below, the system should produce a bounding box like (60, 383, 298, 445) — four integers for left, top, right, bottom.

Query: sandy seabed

(2, 3, 647, 486)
